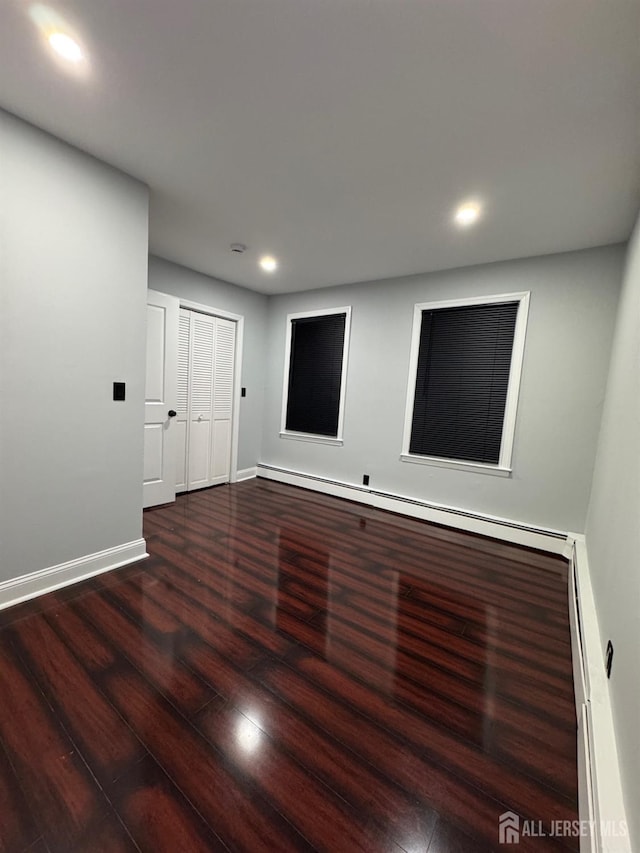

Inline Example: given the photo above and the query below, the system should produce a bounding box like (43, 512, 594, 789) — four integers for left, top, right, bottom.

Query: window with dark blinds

(285, 312, 347, 437)
(409, 301, 519, 464)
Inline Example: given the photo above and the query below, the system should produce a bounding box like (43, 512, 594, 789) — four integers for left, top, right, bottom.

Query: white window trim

(401, 291, 530, 475)
(280, 306, 352, 445)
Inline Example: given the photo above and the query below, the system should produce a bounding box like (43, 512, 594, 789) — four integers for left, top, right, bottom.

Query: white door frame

(178, 298, 244, 484)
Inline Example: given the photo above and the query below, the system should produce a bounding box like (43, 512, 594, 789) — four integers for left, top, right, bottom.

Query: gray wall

(0, 110, 149, 582)
(261, 245, 623, 532)
(585, 217, 640, 847)
(148, 256, 268, 472)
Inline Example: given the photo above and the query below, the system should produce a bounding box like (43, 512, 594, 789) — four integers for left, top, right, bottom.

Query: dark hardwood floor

(0, 479, 579, 852)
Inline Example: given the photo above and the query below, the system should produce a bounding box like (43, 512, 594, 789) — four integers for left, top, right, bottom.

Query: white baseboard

(256, 463, 568, 554)
(567, 534, 630, 853)
(0, 539, 148, 612)
(236, 466, 258, 482)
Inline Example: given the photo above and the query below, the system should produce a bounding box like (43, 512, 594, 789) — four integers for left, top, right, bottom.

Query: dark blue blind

(285, 313, 346, 437)
(409, 301, 519, 464)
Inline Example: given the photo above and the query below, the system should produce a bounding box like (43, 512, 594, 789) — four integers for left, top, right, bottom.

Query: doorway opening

(143, 291, 243, 509)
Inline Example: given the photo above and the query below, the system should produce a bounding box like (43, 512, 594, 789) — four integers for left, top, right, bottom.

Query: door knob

(168, 409, 177, 418)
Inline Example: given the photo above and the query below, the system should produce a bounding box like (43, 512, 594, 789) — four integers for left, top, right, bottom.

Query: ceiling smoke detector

(230, 243, 247, 254)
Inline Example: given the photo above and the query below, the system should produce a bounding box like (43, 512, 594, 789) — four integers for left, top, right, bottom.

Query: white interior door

(174, 308, 236, 492)
(211, 317, 236, 483)
(144, 290, 179, 508)
(188, 312, 216, 489)
(175, 309, 190, 492)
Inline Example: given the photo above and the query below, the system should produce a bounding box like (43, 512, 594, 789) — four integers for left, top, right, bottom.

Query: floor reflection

(276, 523, 400, 692)
(235, 710, 263, 754)
(0, 480, 579, 852)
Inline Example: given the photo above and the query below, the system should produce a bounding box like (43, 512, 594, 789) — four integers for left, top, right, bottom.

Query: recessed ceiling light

(48, 31, 83, 62)
(454, 201, 482, 227)
(259, 256, 278, 272)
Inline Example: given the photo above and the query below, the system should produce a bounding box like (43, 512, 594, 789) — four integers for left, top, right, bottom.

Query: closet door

(188, 312, 216, 490)
(211, 317, 236, 483)
(175, 308, 236, 492)
(175, 309, 190, 492)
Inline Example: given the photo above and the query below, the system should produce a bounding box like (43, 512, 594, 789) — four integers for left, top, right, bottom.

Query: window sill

(400, 453, 512, 478)
(280, 431, 343, 447)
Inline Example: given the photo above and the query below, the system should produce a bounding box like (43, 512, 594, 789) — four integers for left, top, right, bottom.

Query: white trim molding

(280, 305, 352, 445)
(399, 453, 511, 477)
(178, 298, 243, 324)
(401, 291, 530, 476)
(566, 533, 631, 853)
(236, 466, 258, 481)
(0, 539, 148, 612)
(256, 463, 567, 554)
(280, 432, 344, 447)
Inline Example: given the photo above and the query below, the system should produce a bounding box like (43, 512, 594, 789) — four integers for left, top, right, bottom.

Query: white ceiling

(1, 0, 639, 295)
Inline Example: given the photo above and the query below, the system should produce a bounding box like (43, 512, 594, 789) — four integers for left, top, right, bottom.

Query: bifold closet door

(211, 317, 235, 482)
(176, 309, 236, 491)
(175, 309, 190, 492)
(188, 312, 217, 489)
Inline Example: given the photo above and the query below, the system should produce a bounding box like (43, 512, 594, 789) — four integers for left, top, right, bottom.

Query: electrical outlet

(362, 474, 370, 486)
(606, 641, 614, 678)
